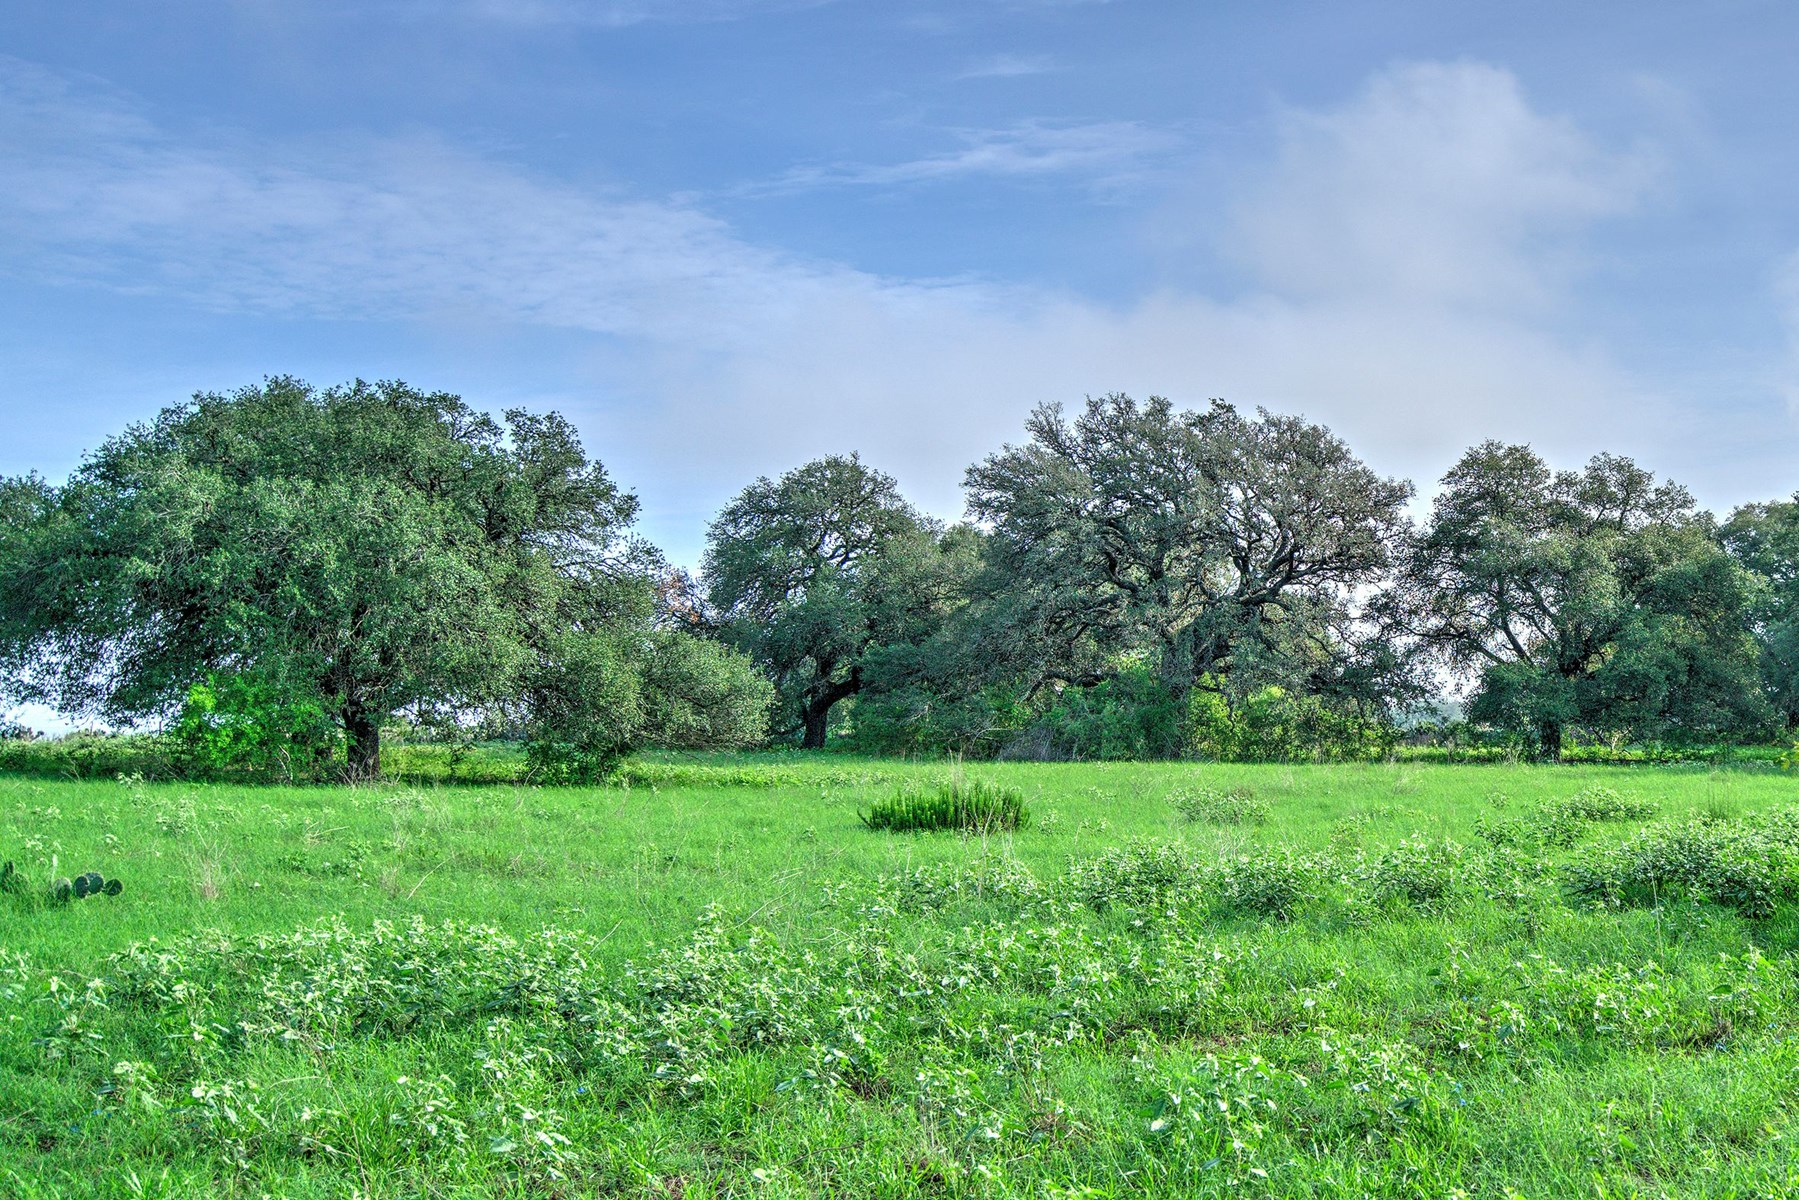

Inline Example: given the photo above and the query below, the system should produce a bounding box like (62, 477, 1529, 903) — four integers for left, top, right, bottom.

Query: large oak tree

(963, 394, 1414, 708)
(703, 455, 953, 748)
(1387, 442, 1770, 755)
(0, 378, 653, 776)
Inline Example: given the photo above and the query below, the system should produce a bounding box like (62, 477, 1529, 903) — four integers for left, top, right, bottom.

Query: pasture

(4, 758, 1799, 1198)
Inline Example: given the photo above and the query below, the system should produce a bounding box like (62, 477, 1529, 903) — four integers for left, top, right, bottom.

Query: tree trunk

(801, 702, 830, 750)
(346, 705, 382, 780)
(1538, 718, 1563, 761)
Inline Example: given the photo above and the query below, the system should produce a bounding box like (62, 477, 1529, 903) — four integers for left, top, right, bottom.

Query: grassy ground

(3, 757, 1799, 1198)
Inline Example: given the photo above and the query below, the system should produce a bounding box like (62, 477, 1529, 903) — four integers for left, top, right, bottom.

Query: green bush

(1564, 809, 1799, 918)
(1187, 682, 1397, 763)
(527, 630, 772, 783)
(859, 779, 1030, 833)
(1025, 662, 1187, 761)
(1214, 849, 1317, 919)
(1356, 837, 1483, 910)
(1475, 787, 1659, 851)
(173, 671, 338, 782)
(1066, 840, 1206, 911)
(0, 731, 179, 780)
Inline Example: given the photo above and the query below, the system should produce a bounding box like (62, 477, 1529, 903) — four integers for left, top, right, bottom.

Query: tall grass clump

(859, 778, 1030, 833)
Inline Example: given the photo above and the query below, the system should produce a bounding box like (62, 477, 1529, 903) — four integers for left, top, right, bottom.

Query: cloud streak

(758, 120, 1182, 195)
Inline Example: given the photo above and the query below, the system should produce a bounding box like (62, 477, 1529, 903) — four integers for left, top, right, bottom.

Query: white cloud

(764, 120, 1180, 192)
(2, 55, 1759, 560)
(1233, 61, 1653, 313)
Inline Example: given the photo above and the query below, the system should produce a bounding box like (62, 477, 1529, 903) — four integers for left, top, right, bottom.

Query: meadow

(4, 757, 1799, 1199)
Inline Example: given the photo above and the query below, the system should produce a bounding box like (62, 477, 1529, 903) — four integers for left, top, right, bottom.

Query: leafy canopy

(1389, 442, 1770, 755)
(0, 377, 649, 775)
(704, 454, 954, 748)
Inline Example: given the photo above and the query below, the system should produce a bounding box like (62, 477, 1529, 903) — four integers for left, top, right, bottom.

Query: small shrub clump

(1475, 786, 1659, 851)
(1564, 809, 1799, 918)
(860, 778, 1030, 833)
(1170, 785, 1269, 826)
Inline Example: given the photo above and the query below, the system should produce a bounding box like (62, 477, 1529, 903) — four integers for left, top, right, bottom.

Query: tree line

(2, 379, 1794, 777)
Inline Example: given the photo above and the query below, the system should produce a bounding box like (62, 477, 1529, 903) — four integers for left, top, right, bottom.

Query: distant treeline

(2, 379, 1796, 779)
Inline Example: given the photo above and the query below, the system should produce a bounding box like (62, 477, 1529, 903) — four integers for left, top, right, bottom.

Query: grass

(861, 778, 1029, 832)
(3, 756, 1799, 1197)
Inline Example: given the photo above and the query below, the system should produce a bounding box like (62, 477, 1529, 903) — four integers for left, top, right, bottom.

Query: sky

(4, 0, 1799, 575)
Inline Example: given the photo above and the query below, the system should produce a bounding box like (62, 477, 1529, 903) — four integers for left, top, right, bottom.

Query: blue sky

(4, 0, 1799, 573)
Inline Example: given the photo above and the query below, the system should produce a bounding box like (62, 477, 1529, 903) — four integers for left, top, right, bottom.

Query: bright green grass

(3, 758, 1799, 1198)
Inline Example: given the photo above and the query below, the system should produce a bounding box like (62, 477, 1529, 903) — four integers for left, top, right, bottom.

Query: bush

(1170, 785, 1268, 826)
(1066, 840, 1206, 911)
(1555, 787, 1658, 823)
(1356, 837, 1482, 910)
(527, 629, 772, 783)
(860, 779, 1030, 833)
(1187, 682, 1397, 763)
(0, 731, 179, 780)
(1214, 849, 1317, 919)
(1474, 787, 1659, 851)
(1022, 663, 1187, 761)
(1564, 809, 1799, 918)
(173, 671, 338, 782)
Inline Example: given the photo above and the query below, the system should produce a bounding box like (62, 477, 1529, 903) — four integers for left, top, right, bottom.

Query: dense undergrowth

(6, 761, 1799, 1197)
(1, 731, 1790, 788)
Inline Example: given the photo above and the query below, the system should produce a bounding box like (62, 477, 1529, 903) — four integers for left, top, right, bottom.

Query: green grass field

(5, 758, 1799, 1198)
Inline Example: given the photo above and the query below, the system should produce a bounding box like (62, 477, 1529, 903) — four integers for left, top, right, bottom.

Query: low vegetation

(6, 757, 1799, 1197)
(860, 777, 1030, 833)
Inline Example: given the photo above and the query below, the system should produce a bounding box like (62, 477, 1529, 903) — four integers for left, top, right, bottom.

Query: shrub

(1170, 785, 1268, 826)
(1213, 849, 1317, 919)
(1187, 681, 1398, 763)
(860, 779, 1029, 833)
(173, 671, 338, 782)
(1022, 662, 1187, 761)
(1475, 787, 1659, 851)
(1555, 786, 1658, 823)
(1066, 840, 1206, 911)
(1563, 809, 1799, 918)
(1356, 837, 1482, 910)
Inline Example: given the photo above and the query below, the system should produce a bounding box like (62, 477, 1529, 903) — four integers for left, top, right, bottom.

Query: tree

(963, 395, 1414, 710)
(1722, 496, 1799, 731)
(703, 455, 949, 749)
(1388, 442, 1770, 756)
(0, 378, 648, 777)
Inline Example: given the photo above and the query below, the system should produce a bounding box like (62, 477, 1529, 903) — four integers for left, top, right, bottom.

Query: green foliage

(1027, 660, 1187, 760)
(705, 454, 957, 749)
(0, 379, 649, 778)
(1723, 496, 1799, 729)
(965, 394, 1415, 721)
(1187, 681, 1398, 762)
(859, 778, 1030, 833)
(1391, 443, 1773, 756)
(1169, 785, 1268, 825)
(1476, 786, 1661, 851)
(525, 630, 772, 783)
(173, 670, 337, 782)
(1564, 809, 1799, 918)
